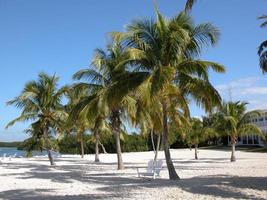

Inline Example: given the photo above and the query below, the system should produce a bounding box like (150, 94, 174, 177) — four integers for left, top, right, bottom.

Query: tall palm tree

(258, 15, 267, 73)
(6, 73, 68, 165)
(72, 43, 142, 169)
(113, 8, 225, 180)
(217, 101, 263, 162)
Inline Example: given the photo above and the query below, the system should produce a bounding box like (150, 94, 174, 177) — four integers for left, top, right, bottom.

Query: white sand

(0, 149, 266, 200)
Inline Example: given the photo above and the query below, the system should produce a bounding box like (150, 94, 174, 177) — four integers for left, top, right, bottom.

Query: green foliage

(57, 132, 150, 154)
(122, 133, 149, 152)
(0, 142, 22, 148)
(215, 101, 263, 140)
(184, 118, 218, 146)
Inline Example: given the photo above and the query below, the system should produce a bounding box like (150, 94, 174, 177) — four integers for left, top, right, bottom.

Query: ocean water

(0, 147, 61, 158)
(0, 147, 26, 157)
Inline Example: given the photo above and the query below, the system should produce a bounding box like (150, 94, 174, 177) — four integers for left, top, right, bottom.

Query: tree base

(117, 166, 125, 170)
(169, 174, 180, 180)
(230, 156, 236, 162)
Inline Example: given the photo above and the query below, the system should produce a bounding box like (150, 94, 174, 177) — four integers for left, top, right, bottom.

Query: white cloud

(215, 76, 267, 110)
(216, 76, 260, 92)
(240, 87, 267, 95)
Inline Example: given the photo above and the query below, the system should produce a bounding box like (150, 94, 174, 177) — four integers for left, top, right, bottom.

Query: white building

(230, 109, 267, 146)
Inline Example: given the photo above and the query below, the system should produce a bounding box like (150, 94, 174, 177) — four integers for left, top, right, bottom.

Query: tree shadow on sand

(0, 189, 134, 200)
(1, 158, 267, 200)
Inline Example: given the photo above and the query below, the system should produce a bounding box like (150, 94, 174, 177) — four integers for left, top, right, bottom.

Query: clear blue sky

(1, 0, 267, 141)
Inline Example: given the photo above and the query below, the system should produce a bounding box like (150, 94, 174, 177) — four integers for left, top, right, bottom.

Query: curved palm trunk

(230, 136, 236, 162)
(80, 136, 84, 159)
(151, 129, 156, 153)
(43, 126, 54, 166)
(194, 144, 198, 160)
(99, 141, 107, 154)
(111, 110, 124, 170)
(162, 102, 180, 180)
(154, 134, 161, 162)
(95, 131, 100, 162)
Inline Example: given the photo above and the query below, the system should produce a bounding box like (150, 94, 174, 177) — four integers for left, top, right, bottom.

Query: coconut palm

(216, 101, 263, 162)
(21, 121, 45, 157)
(258, 15, 267, 73)
(184, 117, 218, 159)
(6, 73, 68, 165)
(72, 42, 142, 169)
(113, 8, 225, 179)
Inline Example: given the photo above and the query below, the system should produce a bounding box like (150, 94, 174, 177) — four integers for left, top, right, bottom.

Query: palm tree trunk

(111, 110, 124, 170)
(99, 141, 107, 154)
(230, 136, 236, 162)
(151, 129, 156, 153)
(43, 126, 54, 166)
(162, 102, 180, 180)
(115, 130, 124, 169)
(194, 144, 198, 160)
(154, 134, 161, 162)
(95, 131, 100, 162)
(80, 135, 84, 159)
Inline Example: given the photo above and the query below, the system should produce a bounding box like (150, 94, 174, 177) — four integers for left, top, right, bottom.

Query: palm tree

(131, 84, 163, 162)
(217, 101, 263, 162)
(113, 8, 225, 179)
(21, 121, 45, 157)
(184, 117, 218, 159)
(65, 86, 91, 158)
(258, 15, 267, 73)
(6, 73, 68, 165)
(72, 43, 141, 169)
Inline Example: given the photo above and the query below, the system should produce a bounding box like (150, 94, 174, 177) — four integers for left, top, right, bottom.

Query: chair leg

(137, 168, 140, 178)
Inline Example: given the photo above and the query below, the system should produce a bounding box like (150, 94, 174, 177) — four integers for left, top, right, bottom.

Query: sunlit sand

(0, 149, 266, 200)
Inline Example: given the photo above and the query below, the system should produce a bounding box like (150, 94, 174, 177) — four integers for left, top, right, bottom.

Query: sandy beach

(0, 149, 266, 200)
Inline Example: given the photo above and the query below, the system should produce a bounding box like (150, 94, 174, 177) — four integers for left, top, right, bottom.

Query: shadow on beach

(0, 158, 266, 200)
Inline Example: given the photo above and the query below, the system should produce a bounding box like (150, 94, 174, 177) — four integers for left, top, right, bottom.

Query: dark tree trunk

(80, 133, 84, 158)
(99, 141, 107, 154)
(230, 135, 236, 162)
(95, 131, 100, 162)
(111, 109, 124, 170)
(194, 144, 198, 160)
(154, 134, 161, 162)
(43, 126, 54, 166)
(162, 102, 180, 180)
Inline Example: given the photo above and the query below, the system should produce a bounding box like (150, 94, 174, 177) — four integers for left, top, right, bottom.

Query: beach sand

(0, 149, 266, 200)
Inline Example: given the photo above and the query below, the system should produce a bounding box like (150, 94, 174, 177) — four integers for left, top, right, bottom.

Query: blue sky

(0, 0, 267, 141)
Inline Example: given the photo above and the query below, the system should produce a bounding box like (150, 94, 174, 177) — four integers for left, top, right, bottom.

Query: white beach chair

(1, 153, 7, 160)
(136, 159, 163, 179)
(9, 153, 17, 161)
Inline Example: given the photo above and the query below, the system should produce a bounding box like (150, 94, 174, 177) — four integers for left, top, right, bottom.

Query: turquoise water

(0, 147, 26, 157)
